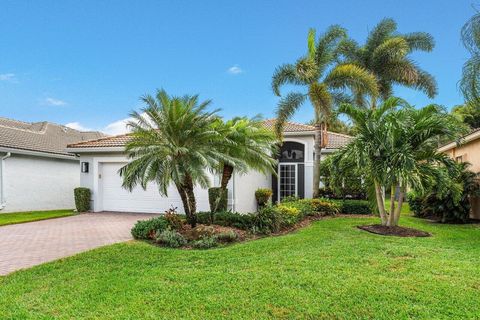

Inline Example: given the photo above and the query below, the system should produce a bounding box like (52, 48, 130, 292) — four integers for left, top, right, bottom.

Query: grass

(1, 207, 479, 319)
(0, 209, 75, 226)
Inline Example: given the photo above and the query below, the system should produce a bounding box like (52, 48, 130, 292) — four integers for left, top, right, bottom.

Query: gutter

(0, 152, 11, 210)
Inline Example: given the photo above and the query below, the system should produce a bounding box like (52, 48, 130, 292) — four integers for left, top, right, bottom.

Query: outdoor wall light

(81, 162, 89, 173)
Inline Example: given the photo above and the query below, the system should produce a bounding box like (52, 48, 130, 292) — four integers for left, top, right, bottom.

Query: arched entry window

(272, 141, 305, 202)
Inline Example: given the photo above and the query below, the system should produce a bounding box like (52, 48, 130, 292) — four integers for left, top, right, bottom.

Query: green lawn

(0, 209, 75, 226)
(1, 209, 479, 319)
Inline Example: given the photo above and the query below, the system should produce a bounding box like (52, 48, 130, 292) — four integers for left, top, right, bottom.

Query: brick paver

(0, 212, 157, 275)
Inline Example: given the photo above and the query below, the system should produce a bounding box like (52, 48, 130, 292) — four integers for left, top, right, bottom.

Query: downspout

(0, 152, 11, 210)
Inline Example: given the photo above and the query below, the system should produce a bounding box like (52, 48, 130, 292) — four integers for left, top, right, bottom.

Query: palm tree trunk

(220, 164, 234, 189)
(387, 185, 396, 226)
(313, 123, 323, 198)
(176, 175, 197, 227)
(393, 186, 405, 226)
(374, 180, 387, 225)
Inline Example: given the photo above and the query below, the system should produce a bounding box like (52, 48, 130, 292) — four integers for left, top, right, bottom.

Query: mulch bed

(357, 224, 431, 237)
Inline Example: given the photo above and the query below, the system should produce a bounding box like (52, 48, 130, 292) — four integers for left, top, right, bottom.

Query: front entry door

(278, 163, 297, 202)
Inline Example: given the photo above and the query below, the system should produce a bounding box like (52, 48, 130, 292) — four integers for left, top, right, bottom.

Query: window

(279, 164, 296, 201)
(456, 155, 463, 163)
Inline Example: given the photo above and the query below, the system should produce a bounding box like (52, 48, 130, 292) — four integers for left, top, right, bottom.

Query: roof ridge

(67, 133, 125, 147)
(0, 123, 47, 134)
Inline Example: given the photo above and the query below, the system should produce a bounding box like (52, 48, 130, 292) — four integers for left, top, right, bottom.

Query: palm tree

(338, 18, 437, 104)
(271, 26, 378, 198)
(215, 116, 278, 190)
(460, 11, 480, 102)
(331, 98, 463, 226)
(120, 89, 231, 227)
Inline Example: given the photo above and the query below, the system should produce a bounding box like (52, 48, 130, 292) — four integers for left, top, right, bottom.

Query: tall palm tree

(338, 18, 437, 104)
(120, 89, 231, 227)
(460, 12, 480, 102)
(331, 98, 463, 226)
(271, 25, 378, 198)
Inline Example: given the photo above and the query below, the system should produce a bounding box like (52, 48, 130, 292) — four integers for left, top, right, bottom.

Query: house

(66, 119, 352, 213)
(439, 128, 480, 219)
(0, 117, 104, 213)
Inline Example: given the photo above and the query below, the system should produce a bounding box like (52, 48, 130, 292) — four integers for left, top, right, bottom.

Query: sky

(0, 0, 475, 134)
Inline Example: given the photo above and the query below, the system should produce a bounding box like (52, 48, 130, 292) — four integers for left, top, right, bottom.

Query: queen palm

(272, 25, 378, 198)
(338, 18, 437, 104)
(120, 89, 232, 227)
(331, 98, 462, 226)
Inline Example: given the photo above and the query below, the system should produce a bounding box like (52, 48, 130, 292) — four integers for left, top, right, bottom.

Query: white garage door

(100, 162, 211, 213)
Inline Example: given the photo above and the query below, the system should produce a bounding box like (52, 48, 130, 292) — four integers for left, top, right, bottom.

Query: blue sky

(0, 0, 474, 134)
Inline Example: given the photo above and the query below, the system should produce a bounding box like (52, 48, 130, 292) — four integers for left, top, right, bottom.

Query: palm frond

(275, 92, 307, 137)
(271, 64, 303, 96)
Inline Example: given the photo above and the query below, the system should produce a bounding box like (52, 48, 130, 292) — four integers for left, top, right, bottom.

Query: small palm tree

(338, 18, 437, 103)
(331, 98, 463, 226)
(120, 89, 230, 227)
(272, 25, 378, 197)
(215, 116, 278, 190)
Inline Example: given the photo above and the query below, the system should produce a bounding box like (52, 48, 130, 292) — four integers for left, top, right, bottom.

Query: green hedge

(208, 187, 228, 212)
(334, 199, 371, 215)
(74, 187, 91, 212)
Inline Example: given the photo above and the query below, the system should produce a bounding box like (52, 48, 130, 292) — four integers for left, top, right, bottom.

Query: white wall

(232, 171, 271, 213)
(1, 154, 79, 213)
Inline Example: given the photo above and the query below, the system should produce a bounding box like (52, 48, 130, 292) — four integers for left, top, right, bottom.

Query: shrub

(190, 225, 216, 240)
(131, 216, 169, 240)
(255, 188, 273, 207)
(276, 204, 301, 227)
(216, 230, 238, 243)
(407, 192, 423, 217)
(192, 235, 218, 249)
(280, 196, 300, 203)
(309, 198, 340, 216)
(155, 229, 187, 248)
(253, 206, 283, 234)
(164, 207, 185, 230)
(74, 187, 91, 212)
(197, 211, 255, 230)
(208, 187, 228, 213)
(337, 199, 371, 215)
(281, 198, 339, 216)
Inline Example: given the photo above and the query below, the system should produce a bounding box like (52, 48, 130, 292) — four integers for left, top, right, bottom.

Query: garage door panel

(100, 162, 210, 213)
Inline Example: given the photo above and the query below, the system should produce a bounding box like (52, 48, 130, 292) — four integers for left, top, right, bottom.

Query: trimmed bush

(74, 187, 91, 212)
(192, 235, 218, 249)
(155, 229, 187, 248)
(131, 217, 169, 240)
(276, 204, 301, 227)
(208, 187, 228, 213)
(255, 188, 273, 207)
(197, 211, 255, 230)
(337, 199, 371, 215)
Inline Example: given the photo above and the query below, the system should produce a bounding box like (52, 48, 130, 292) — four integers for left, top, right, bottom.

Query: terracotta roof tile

(67, 119, 353, 150)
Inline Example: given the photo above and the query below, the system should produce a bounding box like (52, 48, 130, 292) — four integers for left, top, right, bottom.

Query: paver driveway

(0, 212, 157, 275)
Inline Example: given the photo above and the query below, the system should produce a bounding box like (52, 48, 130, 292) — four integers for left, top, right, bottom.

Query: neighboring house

(66, 119, 352, 213)
(0, 117, 104, 213)
(439, 128, 480, 219)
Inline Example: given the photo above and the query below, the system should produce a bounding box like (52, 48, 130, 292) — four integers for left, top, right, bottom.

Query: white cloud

(66, 113, 148, 135)
(0, 73, 17, 83)
(65, 122, 92, 132)
(44, 97, 67, 106)
(227, 65, 243, 75)
(103, 117, 132, 135)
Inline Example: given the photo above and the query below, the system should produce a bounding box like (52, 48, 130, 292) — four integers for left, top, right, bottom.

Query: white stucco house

(0, 117, 104, 213)
(66, 120, 351, 213)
